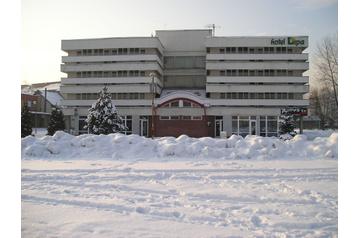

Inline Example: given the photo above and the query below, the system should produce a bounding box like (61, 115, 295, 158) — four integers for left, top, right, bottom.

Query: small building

(21, 82, 64, 129)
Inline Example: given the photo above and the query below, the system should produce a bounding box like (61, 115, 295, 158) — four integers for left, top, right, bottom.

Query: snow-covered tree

(279, 109, 297, 137)
(21, 104, 33, 137)
(84, 87, 127, 135)
(47, 108, 65, 136)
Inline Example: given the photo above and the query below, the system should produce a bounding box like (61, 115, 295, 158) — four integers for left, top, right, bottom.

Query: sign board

(271, 37, 306, 46)
(281, 108, 307, 116)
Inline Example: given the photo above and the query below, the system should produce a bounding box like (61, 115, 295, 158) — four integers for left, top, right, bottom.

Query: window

(238, 116, 249, 137)
(111, 49, 117, 55)
(170, 116, 180, 120)
(123, 48, 128, 54)
(267, 116, 278, 137)
(260, 116, 267, 136)
(192, 116, 202, 120)
(220, 93, 226, 99)
(140, 49, 145, 54)
(183, 101, 191, 107)
(118, 48, 123, 54)
(120, 116, 132, 135)
(140, 71, 145, 76)
(220, 48, 225, 53)
(160, 116, 170, 120)
(232, 116, 238, 135)
(182, 116, 191, 120)
(104, 49, 109, 55)
(170, 101, 179, 107)
(129, 48, 135, 54)
(220, 70, 225, 76)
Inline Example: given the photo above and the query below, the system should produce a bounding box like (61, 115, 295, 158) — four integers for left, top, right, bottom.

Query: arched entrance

(153, 93, 214, 138)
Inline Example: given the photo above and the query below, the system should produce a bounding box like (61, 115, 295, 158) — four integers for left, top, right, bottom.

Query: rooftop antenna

(205, 24, 221, 36)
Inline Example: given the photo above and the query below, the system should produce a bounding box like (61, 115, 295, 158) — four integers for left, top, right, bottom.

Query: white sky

(21, 0, 337, 84)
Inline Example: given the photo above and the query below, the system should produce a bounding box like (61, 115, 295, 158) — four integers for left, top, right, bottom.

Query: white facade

(60, 30, 309, 137)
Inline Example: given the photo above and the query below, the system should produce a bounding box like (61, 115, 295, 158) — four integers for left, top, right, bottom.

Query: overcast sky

(21, 0, 337, 84)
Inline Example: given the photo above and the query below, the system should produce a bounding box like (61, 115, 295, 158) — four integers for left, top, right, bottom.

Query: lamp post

(149, 72, 155, 139)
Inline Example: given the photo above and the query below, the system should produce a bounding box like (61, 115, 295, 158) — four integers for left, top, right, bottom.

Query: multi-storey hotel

(60, 29, 309, 137)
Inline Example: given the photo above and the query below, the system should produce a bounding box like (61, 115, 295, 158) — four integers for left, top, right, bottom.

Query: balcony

(61, 76, 163, 87)
(206, 76, 309, 84)
(209, 99, 309, 107)
(206, 53, 308, 61)
(206, 84, 309, 93)
(60, 84, 162, 94)
(61, 62, 163, 75)
(206, 61, 309, 71)
(62, 54, 163, 67)
(61, 99, 152, 107)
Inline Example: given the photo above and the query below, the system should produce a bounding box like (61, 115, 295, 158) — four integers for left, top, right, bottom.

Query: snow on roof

(37, 82, 61, 91)
(38, 90, 63, 106)
(157, 89, 208, 106)
(21, 82, 61, 95)
(160, 89, 206, 98)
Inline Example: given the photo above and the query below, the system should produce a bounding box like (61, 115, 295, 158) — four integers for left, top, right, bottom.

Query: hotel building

(60, 29, 309, 137)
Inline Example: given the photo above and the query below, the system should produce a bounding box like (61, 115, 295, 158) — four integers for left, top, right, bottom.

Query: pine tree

(279, 109, 297, 136)
(84, 87, 126, 135)
(47, 108, 65, 136)
(21, 104, 33, 137)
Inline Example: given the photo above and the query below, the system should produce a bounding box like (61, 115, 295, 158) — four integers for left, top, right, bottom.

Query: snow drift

(21, 131, 338, 160)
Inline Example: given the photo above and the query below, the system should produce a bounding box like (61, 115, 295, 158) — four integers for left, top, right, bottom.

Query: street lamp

(149, 72, 155, 139)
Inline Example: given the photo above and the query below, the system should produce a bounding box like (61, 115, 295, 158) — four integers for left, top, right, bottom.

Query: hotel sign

(281, 108, 308, 116)
(271, 37, 306, 46)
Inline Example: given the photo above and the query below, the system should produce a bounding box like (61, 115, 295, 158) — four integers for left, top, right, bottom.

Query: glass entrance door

(139, 117, 148, 137)
(215, 117, 223, 137)
(250, 120, 256, 135)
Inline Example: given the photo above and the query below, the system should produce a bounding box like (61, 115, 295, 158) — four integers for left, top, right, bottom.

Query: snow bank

(300, 129, 337, 140)
(21, 131, 338, 160)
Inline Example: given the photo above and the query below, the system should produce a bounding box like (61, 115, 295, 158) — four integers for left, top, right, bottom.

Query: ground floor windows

(233, 115, 278, 137)
(78, 116, 88, 134)
(120, 116, 132, 135)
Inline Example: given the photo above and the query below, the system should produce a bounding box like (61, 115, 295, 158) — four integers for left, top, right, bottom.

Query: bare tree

(310, 34, 338, 129)
(315, 34, 338, 107)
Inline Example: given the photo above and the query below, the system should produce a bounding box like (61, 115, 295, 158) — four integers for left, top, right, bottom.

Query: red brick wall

(150, 116, 215, 138)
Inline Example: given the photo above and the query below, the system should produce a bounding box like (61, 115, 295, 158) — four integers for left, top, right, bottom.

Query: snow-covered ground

(21, 131, 338, 237)
(22, 159, 337, 237)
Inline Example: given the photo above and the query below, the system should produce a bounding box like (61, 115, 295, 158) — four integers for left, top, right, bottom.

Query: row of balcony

(61, 62, 164, 75)
(62, 54, 163, 67)
(206, 53, 308, 61)
(61, 76, 163, 87)
(206, 84, 309, 93)
(206, 61, 309, 70)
